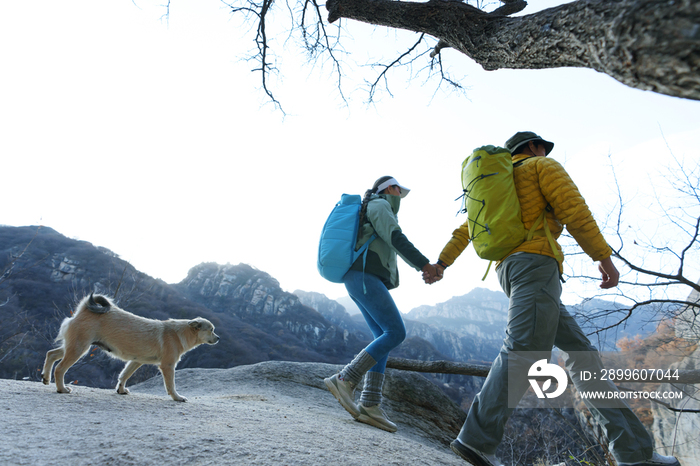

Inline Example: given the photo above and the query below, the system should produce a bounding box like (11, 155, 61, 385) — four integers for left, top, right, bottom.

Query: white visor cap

(376, 177, 410, 198)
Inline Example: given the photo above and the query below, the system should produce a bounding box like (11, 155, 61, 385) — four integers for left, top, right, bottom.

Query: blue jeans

(458, 253, 653, 463)
(343, 270, 406, 374)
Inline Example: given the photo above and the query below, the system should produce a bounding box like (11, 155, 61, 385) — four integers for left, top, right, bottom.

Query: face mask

(382, 193, 401, 214)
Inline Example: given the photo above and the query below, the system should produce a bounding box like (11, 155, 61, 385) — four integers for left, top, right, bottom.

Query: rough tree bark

(326, 0, 700, 101)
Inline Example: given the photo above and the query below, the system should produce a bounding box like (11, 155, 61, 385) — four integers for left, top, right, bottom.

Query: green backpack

(460, 145, 559, 278)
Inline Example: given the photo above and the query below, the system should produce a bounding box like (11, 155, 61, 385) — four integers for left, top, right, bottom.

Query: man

(428, 132, 681, 466)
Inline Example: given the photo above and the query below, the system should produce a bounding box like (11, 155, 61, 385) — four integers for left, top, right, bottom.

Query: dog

(42, 293, 220, 402)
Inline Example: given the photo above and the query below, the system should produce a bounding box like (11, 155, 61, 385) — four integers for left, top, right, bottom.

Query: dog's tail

(54, 317, 71, 344)
(53, 294, 113, 344)
(85, 293, 112, 314)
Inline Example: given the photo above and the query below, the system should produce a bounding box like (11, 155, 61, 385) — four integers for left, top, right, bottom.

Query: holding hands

(421, 263, 444, 285)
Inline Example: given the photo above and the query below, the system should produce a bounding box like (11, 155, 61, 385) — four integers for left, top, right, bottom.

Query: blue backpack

(317, 194, 377, 283)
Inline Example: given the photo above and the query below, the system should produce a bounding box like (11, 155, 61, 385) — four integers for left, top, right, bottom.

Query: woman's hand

(421, 263, 443, 284)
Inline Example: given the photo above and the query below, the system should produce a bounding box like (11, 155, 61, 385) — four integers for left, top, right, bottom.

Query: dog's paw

(41, 377, 49, 385)
(172, 395, 188, 402)
(117, 387, 130, 395)
(57, 387, 72, 394)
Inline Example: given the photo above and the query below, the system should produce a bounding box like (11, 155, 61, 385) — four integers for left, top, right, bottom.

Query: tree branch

(366, 33, 427, 102)
(327, 0, 700, 101)
(613, 251, 700, 294)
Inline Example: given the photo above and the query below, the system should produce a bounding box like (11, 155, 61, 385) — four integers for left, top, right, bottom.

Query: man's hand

(422, 263, 444, 284)
(598, 256, 619, 289)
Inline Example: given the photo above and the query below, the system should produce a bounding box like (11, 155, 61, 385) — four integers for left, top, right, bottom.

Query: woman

(324, 175, 439, 432)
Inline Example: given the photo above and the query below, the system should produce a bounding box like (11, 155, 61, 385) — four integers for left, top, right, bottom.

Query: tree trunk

(387, 356, 491, 377)
(326, 0, 700, 101)
(386, 357, 700, 384)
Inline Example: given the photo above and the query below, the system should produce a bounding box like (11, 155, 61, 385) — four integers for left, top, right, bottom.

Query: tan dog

(42, 293, 220, 402)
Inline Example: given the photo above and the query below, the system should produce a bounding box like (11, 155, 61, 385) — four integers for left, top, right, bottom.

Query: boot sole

(357, 413, 397, 433)
(450, 440, 491, 466)
(324, 377, 360, 419)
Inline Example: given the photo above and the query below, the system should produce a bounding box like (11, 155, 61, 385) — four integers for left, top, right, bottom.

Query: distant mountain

(295, 288, 507, 363)
(0, 226, 366, 388)
(334, 295, 361, 315)
(294, 288, 502, 403)
(404, 287, 663, 353)
(676, 283, 700, 340)
(570, 298, 663, 351)
(406, 287, 510, 341)
(292, 289, 471, 362)
(0, 225, 485, 403)
(1, 224, 664, 409)
(172, 263, 369, 360)
(292, 290, 369, 338)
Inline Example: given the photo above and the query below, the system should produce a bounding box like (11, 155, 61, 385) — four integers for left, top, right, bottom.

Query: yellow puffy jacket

(438, 154, 612, 272)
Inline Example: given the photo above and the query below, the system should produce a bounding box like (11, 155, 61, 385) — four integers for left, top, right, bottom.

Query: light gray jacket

(351, 194, 429, 289)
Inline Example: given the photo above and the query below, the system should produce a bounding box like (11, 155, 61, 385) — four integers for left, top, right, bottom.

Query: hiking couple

(323, 131, 681, 466)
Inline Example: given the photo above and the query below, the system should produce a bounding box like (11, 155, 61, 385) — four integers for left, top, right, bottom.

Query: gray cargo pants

(457, 253, 653, 463)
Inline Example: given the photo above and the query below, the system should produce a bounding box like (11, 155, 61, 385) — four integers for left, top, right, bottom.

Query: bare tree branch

(366, 33, 426, 102)
(325, 0, 700, 100)
(586, 299, 698, 336)
(565, 146, 700, 335)
(216, 0, 700, 107)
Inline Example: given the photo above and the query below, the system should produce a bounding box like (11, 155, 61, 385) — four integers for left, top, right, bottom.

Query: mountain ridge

(0, 225, 495, 399)
(0, 225, 664, 404)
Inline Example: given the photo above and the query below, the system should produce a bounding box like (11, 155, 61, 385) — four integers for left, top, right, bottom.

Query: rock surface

(650, 281, 700, 466)
(1, 361, 467, 466)
(651, 346, 700, 466)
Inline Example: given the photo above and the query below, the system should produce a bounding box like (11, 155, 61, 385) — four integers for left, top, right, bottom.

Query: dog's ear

(189, 320, 203, 330)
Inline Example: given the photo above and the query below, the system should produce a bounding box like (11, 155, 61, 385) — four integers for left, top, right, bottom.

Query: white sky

(1, 1, 699, 313)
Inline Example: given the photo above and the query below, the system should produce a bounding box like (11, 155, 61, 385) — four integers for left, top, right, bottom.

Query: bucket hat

(505, 131, 554, 155)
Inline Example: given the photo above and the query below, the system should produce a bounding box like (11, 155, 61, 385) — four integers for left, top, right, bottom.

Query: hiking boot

(357, 403, 397, 433)
(450, 439, 503, 466)
(324, 374, 360, 418)
(618, 452, 681, 466)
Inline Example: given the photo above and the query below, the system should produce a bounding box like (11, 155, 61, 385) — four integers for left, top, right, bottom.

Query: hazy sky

(1, 1, 699, 313)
